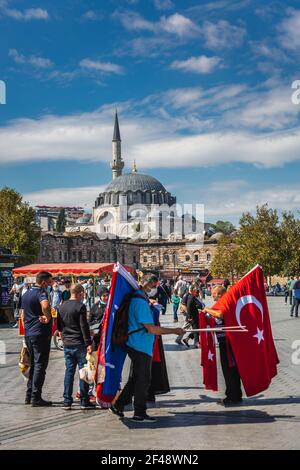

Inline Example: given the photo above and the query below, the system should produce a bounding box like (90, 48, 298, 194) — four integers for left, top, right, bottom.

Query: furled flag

(213, 264, 279, 396)
(95, 263, 139, 407)
(199, 311, 218, 392)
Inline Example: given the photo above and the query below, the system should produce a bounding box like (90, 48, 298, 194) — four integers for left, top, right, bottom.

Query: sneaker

(80, 403, 96, 410)
(290, 314, 294, 317)
(31, 399, 52, 407)
(109, 405, 124, 418)
(173, 319, 179, 323)
(63, 404, 72, 411)
(25, 398, 31, 405)
(182, 338, 190, 348)
(131, 414, 157, 423)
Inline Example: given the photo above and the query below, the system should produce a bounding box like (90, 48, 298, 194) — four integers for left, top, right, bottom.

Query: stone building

(39, 232, 139, 267)
(139, 240, 218, 275)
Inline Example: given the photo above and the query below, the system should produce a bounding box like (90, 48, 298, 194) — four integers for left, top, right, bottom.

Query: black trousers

(219, 337, 242, 402)
(115, 347, 152, 416)
(187, 315, 199, 344)
(25, 334, 51, 402)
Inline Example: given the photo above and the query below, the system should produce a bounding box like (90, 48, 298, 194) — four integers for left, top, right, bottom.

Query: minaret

(110, 110, 124, 180)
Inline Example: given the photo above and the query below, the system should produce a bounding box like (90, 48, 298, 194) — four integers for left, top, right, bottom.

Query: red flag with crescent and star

(213, 264, 279, 396)
(199, 311, 218, 392)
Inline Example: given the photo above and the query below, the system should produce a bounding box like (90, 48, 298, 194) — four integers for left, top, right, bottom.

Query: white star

(253, 327, 264, 344)
(208, 350, 214, 361)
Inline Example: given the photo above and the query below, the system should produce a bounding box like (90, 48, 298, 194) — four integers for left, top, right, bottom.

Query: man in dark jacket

(156, 280, 171, 315)
(22, 271, 53, 406)
(89, 287, 109, 350)
(57, 283, 95, 410)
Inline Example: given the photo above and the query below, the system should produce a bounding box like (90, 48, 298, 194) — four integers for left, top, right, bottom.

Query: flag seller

(110, 274, 184, 423)
(203, 286, 243, 406)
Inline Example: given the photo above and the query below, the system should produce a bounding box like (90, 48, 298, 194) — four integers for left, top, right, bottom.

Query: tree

(212, 220, 236, 235)
(0, 187, 41, 263)
(56, 208, 66, 233)
(210, 234, 243, 283)
(237, 204, 284, 278)
(280, 211, 300, 276)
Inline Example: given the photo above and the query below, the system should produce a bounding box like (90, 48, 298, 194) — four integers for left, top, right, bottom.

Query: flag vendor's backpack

(112, 292, 148, 346)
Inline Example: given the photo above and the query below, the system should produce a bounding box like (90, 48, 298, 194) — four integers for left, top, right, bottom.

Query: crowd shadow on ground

(122, 409, 278, 430)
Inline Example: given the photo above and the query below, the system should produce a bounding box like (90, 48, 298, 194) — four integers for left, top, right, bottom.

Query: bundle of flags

(95, 262, 139, 407)
(200, 265, 279, 397)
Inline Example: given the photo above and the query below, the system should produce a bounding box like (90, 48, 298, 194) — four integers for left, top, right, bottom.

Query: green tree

(210, 234, 243, 283)
(0, 187, 41, 263)
(212, 220, 236, 235)
(237, 204, 284, 277)
(280, 211, 300, 276)
(56, 208, 66, 233)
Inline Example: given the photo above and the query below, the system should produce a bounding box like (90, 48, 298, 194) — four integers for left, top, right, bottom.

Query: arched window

(185, 254, 191, 262)
(194, 252, 199, 262)
(207, 253, 211, 262)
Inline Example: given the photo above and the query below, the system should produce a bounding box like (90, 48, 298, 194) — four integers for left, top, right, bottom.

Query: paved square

(0, 297, 299, 450)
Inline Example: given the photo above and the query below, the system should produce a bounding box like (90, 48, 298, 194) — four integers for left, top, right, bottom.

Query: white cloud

(278, 9, 300, 50)
(115, 11, 156, 32)
(204, 185, 300, 217)
(1, 82, 300, 170)
(154, 0, 174, 11)
(170, 55, 222, 74)
(79, 59, 124, 75)
(209, 180, 249, 193)
(81, 10, 102, 21)
(24, 186, 105, 208)
(224, 85, 300, 130)
(115, 11, 198, 37)
(0, 2, 49, 20)
(9, 49, 53, 69)
(201, 20, 246, 49)
(160, 13, 198, 37)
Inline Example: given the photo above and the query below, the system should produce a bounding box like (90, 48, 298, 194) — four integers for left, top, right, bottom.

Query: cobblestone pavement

(0, 297, 299, 450)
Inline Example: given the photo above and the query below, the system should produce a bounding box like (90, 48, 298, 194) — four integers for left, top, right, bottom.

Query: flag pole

(185, 327, 248, 333)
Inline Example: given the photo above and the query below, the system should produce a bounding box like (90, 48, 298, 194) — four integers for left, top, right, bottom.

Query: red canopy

(13, 263, 134, 277)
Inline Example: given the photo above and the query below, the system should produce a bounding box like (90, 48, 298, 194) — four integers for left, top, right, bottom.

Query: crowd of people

(17, 269, 244, 422)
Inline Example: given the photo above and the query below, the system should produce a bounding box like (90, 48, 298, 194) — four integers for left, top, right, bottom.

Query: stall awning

(13, 263, 134, 277)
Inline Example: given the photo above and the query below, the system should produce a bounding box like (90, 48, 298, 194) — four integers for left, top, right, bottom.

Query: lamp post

(173, 252, 176, 279)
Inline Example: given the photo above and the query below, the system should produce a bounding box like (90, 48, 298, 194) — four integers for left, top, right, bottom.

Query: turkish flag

(199, 311, 218, 392)
(213, 265, 279, 396)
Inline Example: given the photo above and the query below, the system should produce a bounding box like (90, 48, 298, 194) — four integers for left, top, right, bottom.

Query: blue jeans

(173, 304, 179, 320)
(63, 345, 89, 406)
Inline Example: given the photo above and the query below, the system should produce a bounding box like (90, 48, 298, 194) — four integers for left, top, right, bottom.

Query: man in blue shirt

(21, 271, 53, 406)
(110, 274, 184, 423)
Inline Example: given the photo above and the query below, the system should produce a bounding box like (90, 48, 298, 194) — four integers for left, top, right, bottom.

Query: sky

(1, 0, 300, 225)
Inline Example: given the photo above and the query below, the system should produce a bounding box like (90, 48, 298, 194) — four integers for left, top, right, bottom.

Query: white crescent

(235, 295, 264, 327)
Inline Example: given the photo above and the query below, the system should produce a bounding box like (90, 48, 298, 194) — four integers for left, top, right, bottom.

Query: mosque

(68, 111, 202, 242)
(40, 113, 219, 275)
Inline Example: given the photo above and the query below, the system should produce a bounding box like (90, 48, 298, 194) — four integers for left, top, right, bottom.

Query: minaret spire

(110, 109, 124, 180)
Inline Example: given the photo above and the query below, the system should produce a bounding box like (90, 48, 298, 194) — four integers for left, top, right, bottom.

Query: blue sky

(1, 0, 300, 224)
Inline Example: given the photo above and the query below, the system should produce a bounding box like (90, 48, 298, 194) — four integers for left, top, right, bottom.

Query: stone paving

(0, 297, 299, 450)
